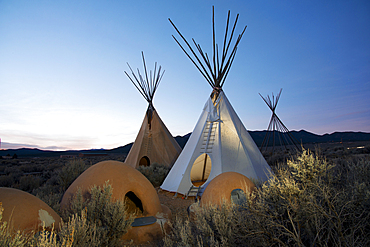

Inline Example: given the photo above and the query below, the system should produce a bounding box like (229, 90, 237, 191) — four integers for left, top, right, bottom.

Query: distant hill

(1, 130, 369, 158)
(102, 133, 192, 154)
(249, 130, 370, 147)
(174, 133, 192, 148)
(173, 130, 370, 149)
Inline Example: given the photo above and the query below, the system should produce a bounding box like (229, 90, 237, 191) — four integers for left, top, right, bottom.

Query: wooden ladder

(200, 121, 217, 154)
(185, 185, 204, 201)
(143, 129, 152, 155)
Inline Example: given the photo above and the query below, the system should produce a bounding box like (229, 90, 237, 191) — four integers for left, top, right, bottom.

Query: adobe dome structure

(60, 160, 171, 244)
(200, 172, 256, 207)
(0, 187, 62, 234)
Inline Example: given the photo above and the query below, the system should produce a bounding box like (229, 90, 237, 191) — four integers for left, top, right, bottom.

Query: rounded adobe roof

(200, 172, 256, 207)
(0, 187, 62, 233)
(60, 160, 163, 216)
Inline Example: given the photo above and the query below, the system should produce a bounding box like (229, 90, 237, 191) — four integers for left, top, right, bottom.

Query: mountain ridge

(1, 130, 369, 158)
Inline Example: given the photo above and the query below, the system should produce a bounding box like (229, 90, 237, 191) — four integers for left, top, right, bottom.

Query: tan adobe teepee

(124, 52, 182, 168)
(161, 7, 272, 197)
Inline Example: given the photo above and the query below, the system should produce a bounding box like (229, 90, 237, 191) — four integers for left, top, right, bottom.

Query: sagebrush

(0, 182, 134, 246)
(137, 162, 170, 187)
(164, 149, 370, 246)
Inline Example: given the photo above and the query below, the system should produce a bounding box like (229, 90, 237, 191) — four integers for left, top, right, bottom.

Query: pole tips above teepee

(169, 6, 247, 98)
(123, 52, 181, 169)
(124, 52, 165, 108)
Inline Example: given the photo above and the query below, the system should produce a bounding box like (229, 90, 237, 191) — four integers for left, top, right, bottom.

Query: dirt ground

(156, 189, 195, 220)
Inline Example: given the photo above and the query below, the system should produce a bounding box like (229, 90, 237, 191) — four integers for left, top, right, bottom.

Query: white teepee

(161, 7, 272, 196)
(124, 52, 182, 169)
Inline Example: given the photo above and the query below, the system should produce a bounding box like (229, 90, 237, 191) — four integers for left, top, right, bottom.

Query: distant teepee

(161, 7, 272, 197)
(124, 52, 182, 168)
(259, 88, 300, 153)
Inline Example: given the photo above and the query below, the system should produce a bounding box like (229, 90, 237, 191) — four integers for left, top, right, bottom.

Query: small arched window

(139, 156, 150, 167)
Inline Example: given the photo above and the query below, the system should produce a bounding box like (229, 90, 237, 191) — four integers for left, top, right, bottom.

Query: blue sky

(1, 0, 369, 150)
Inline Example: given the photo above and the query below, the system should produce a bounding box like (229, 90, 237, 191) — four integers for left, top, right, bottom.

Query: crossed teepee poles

(124, 51, 164, 128)
(259, 89, 300, 153)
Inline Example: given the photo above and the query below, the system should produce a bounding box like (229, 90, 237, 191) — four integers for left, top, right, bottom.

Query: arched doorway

(190, 153, 212, 186)
(125, 191, 144, 216)
(139, 156, 150, 167)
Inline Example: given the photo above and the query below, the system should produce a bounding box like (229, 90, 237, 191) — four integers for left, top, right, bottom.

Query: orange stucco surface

(0, 187, 62, 233)
(60, 160, 171, 244)
(200, 172, 256, 207)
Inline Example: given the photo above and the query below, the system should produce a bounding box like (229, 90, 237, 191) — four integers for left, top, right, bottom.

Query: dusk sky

(1, 1, 369, 151)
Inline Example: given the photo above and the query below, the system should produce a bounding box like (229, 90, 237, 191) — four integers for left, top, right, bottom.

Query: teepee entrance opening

(190, 153, 212, 186)
(139, 156, 150, 167)
(125, 191, 144, 215)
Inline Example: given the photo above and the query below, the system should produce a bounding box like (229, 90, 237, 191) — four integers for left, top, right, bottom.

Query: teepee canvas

(161, 8, 272, 196)
(124, 52, 182, 168)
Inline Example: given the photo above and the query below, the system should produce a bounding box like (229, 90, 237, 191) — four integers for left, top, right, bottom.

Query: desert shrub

(44, 171, 60, 187)
(5, 182, 134, 246)
(364, 145, 370, 154)
(31, 166, 65, 215)
(4, 166, 21, 175)
(31, 210, 101, 247)
(18, 175, 43, 192)
(19, 163, 45, 174)
(0, 183, 133, 246)
(33, 184, 63, 215)
(238, 150, 370, 246)
(0, 203, 28, 247)
(63, 181, 134, 246)
(164, 202, 239, 247)
(0, 175, 14, 187)
(58, 210, 101, 247)
(137, 163, 170, 187)
(3, 166, 22, 186)
(260, 151, 368, 246)
(263, 150, 293, 167)
(31, 225, 59, 246)
(58, 159, 87, 192)
(164, 149, 370, 246)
